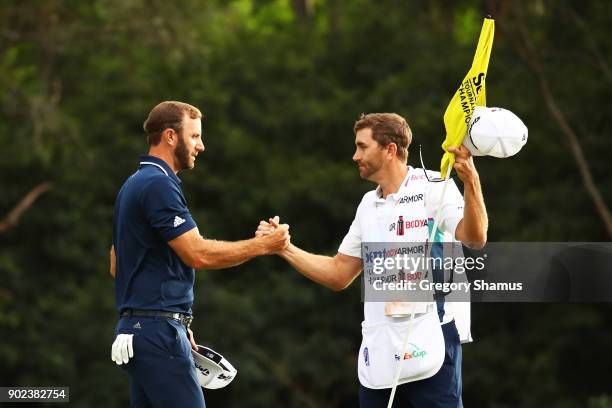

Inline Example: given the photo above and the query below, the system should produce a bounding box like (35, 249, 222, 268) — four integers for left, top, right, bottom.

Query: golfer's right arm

(169, 226, 290, 270)
(278, 244, 362, 291)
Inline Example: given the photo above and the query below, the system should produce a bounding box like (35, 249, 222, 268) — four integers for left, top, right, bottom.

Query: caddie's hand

(187, 328, 198, 352)
(111, 334, 134, 365)
(255, 216, 279, 237)
(448, 145, 479, 184)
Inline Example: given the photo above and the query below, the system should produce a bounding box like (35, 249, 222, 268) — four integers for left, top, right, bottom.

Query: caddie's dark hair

(354, 113, 412, 162)
(143, 101, 203, 146)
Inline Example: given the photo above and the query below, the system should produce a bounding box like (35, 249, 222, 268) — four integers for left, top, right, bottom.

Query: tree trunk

(506, 6, 612, 239)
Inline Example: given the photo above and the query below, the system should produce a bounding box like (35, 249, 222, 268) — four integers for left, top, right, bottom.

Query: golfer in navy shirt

(109, 101, 289, 407)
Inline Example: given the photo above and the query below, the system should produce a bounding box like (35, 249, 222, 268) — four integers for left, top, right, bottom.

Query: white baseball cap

(192, 345, 237, 389)
(463, 106, 528, 158)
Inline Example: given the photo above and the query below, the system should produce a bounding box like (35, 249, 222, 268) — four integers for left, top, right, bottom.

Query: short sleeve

(338, 207, 363, 259)
(425, 178, 464, 238)
(141, 177, 197, 241)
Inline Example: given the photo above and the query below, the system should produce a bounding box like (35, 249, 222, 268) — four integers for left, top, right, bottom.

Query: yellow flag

(440, 18, 495, 178)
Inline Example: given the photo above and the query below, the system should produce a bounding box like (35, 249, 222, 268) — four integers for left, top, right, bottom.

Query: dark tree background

(1, 1, 611, 407)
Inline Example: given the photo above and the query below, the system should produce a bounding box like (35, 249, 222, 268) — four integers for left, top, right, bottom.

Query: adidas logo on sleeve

(174, 216, 186, 228)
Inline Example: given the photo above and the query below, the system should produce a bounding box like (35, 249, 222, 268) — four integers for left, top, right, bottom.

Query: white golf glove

(111, 334, 134, 365)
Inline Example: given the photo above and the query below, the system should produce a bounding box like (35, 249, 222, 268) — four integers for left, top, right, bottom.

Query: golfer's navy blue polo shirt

(113, 155, 197, 315)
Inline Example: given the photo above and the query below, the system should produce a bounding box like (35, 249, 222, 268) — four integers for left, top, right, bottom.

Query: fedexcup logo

(394, 343, 427, 362)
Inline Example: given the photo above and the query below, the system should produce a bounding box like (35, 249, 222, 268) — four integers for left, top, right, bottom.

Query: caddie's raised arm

(447, 145, 488, 249)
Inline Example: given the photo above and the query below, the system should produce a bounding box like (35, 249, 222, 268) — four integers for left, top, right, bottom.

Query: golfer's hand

(111, 334, 134, 365)
(448, 145, 479, 184)
(187, 328, 198, 352)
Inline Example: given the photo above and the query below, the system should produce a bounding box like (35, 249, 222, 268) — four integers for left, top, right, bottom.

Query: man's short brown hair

(143, 101, 203, 146)
(354, 113, 412, 162)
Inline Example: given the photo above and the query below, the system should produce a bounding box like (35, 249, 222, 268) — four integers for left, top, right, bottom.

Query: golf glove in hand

(111, 334, 134, 365)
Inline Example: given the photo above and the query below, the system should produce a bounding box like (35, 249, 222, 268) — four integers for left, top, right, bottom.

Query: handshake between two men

(255, 216, 288, 250)
(256, 216, 290, 253)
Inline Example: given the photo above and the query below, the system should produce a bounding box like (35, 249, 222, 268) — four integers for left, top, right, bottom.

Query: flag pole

(386, 164, 452, 408)
(386, 17, 493, 406)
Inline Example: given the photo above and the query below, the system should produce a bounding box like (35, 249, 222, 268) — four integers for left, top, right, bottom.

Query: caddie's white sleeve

(338, 207, 363, 259)
(425, 178, 464, 238)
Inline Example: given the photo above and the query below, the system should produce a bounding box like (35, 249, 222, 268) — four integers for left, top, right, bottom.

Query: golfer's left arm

(110, 245, 116, 278)
(449, 145, 488, 249)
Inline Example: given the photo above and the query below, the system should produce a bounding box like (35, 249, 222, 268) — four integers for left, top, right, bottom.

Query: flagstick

(386, 164, 453, 408)
(386, 304, 416, 408)
(427, 164, 454, 247)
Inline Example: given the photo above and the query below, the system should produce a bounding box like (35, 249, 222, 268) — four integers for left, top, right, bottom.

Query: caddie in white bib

(339, 166, 471, 389)
(256, 112, 489, 407)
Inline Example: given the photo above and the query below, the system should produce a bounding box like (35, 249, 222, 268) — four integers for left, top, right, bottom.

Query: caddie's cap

(463, 106, 528, 158)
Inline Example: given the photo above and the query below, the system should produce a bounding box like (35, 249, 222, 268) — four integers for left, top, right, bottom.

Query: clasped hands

(255, 215, 290, 255)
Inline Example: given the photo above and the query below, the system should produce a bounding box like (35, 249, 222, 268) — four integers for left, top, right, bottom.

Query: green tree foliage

(1, 1, 611, 406)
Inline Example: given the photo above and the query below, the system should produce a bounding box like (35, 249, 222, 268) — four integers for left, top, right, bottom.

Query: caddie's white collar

(375, 166, 413, 203)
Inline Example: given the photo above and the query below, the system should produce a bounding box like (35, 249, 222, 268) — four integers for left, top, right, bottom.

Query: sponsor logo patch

(394, 343, 427, 362)
(174, 216, 186, 228)
(395, 194, 424, 205)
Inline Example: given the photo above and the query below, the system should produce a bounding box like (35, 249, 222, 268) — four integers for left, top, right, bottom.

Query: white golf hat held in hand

(463, 106, 528, 158)
(192, 345, 237, 389)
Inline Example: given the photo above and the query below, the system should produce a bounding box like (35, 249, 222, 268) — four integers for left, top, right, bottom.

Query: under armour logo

(174, 216, 186, 228)
(133, 322, 142, 329)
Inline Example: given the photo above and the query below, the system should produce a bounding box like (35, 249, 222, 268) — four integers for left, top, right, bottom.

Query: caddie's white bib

(358, 306, 445, 389)
(357, 168, 446, 388)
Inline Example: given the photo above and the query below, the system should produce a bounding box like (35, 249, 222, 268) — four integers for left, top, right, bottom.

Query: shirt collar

(138, 155, 181, 184)
(375, 166, 413, 200)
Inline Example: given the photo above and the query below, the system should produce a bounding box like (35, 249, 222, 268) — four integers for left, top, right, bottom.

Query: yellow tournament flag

(440, 18, 495, 178)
